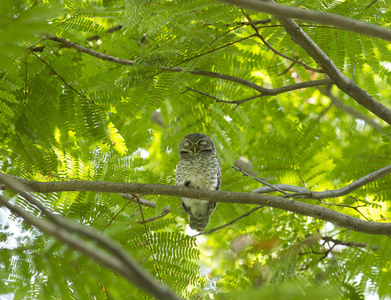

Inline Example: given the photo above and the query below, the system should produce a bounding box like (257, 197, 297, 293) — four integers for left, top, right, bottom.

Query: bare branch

(217, 0, 391, 42)
(182, 87, 263, 105)
(183, 78, 333, 105)
(172, 68, 269, 93)
(121, 194, 171, 212)
(44, 34, 136, 66)
(236, 18, 273, 25)
(192, 205, 264, 237)
(103, 196, 134, 231)
(254, 184, 314, 195)
(233, 165, 288, 194)
(0, 174, 180, 300)
(253, 165, 391, 200)
(1, 172, 391, 235)
(139, 211, 170, 224)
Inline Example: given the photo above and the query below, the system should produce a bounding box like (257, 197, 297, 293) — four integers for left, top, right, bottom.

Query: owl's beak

(193, 145, 199, 153)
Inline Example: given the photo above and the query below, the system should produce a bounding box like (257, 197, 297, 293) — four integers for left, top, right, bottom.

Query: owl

(175, 133, 221, 232)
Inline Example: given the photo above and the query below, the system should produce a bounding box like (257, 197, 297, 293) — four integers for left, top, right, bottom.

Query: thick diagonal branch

(218, 0, 391, 125)
(1, 172, 391, 235)
(217, 0, 391, 42)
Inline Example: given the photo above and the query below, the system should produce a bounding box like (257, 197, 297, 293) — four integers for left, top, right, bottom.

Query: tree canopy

(1, 0, 391, 299)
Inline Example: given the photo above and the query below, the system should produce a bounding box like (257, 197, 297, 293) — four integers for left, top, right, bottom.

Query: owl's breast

(176, 155, 219, 190)
(185, 169, 211, 189)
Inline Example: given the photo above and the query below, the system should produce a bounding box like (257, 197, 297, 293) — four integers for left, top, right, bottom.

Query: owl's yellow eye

(183, 141, 191, 147)
(199, 140, 207, 146)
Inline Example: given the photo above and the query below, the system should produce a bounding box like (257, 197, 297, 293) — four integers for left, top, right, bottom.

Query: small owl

(175, 133, 221, 232)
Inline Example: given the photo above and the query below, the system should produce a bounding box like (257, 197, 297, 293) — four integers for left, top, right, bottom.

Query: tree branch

(44, 34, 271, 94)
(0, 173, 180, 300)
(217, 0, 391, 42)
(233, 165, 288, 194)
(1, 171, 391, 235)
(45, 34, 332, 104)
(139, 211, 170, 224)
(240, 9, 323, 73)
(218, 0, 391, 125)
(183, 78, 333, 105)
(121, 194, 171, 214)
(321, 236, 380, 251)
(44, 34, 136, 66)
(252, 165, 391, 200)
(191, 205, 264, 237)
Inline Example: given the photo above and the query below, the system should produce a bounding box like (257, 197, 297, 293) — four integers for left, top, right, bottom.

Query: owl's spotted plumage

(175, 133, 221, 232)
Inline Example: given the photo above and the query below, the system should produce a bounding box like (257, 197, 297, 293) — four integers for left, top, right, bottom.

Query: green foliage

(1, 0, 391, 299)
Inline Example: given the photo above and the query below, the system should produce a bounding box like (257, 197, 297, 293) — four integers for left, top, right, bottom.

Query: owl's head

(178, 133, 216, 157)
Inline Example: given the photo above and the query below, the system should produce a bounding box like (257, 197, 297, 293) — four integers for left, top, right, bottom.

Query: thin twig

(277, 60, 296, 76)
(121, 193, 171, 213)
(45, 34, 136, 66)
(192, 205, 264, 237)
(139, 211, 170, 224)
(29, 51, 97, 106)
(135, 194, 162, 281)
(102, 196, 134, 231)
(182, 86, 262, 105)
(240, 9, 323, 73)
(232, 165, 288, 195)
(366, 0, 378, 9)
(316, 102, 333, 122)
(183, 78, 332, 106)
(352, 55, 357, 83)
(236, 18, 274, 25)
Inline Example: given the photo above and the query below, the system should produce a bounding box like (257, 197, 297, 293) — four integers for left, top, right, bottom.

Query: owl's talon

(184, 181, 192, 187)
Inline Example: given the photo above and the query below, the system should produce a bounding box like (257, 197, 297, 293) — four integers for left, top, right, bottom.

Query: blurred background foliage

(0, 0, 391, 298)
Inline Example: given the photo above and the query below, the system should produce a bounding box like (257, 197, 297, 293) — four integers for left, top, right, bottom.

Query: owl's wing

(206, 200, 217, 218)
(180, 199, 191, 215)
(215, 158, 221, 191)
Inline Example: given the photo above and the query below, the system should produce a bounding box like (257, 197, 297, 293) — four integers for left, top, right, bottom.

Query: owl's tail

(189, 216, 210, 232)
